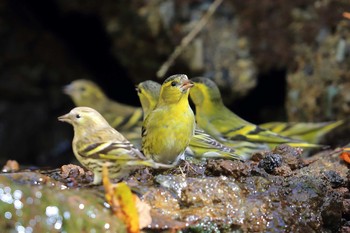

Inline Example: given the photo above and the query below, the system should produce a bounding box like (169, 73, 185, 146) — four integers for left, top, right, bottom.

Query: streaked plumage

(137, 80, 248, 160)
(141, 75, 195, 164)
(58, 107, 170, 184)
(63, 79, 143, 131)
(259, 120, 343, 144)
(189, 77, 321, 149)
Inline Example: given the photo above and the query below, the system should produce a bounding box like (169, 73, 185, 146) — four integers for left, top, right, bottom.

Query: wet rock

(273, 144, 305, 170)
(343, 199, 350, 218)
(321, 191, 343, 231)
(323, 170, 346, 188)
(147, 175, 245, 230)
(0, 174, 126, 232)
(340, 225, 350, 233)
(59, 164, 94, 187)
(205, 159, 250, 178)
(273, 165, 293, 177)
(1, 147, 349, 232)
(258, 153, 282, 173)
(2, 160, 20, 172)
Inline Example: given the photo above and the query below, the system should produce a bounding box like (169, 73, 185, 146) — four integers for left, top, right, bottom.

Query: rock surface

(1, 145, 349, 232)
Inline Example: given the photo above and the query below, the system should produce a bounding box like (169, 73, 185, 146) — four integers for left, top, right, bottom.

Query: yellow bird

(259, 121, 343, 144)
(58, 107, 171, 184)
(63, 79, 143, 131)
(136, 80, 250, 160)
(136, 80, 161, 120)
(189, 77, 321, 149)
(141, 74, 195, 164)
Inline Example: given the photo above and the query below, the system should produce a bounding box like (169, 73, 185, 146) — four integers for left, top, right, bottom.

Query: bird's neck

(196, 99, 223, 116)
(158, 93, 189, 108)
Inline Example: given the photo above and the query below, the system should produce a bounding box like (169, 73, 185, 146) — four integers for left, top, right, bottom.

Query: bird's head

(190, 77, 223, 107)
(63, 79, 106, 106)
(136, 80, 161, 115)
(58, 107, 109, 129)
(159, 74, 194, 105)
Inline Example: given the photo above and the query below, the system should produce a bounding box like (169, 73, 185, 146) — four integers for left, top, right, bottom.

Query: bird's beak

(58, 113, 71, 123)
(62, 84, 73, 95)
(181, 80, 194, 91)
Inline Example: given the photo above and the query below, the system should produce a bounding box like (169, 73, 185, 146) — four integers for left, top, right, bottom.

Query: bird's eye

(75, 114, 81, 119)
(171, 81, 177, 86)
(80, 87, 86, 92)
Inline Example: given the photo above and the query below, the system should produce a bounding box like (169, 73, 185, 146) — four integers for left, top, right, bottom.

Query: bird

(63, 79, 143, 131)
(141, 74, 196, 165)
(136, 80, 161, 120)
(259, 120, 343, 144)
(58, 107, 171, 184)
(136, 80, 250, 160)
(189, 77, 322, 149)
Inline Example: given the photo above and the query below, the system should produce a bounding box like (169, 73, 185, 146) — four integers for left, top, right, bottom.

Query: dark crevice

(229, 68, 287, 124)
(11, 0, 140, 106)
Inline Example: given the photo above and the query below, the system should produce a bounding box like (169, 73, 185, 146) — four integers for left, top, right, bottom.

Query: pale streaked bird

(58, 107, 171, 184)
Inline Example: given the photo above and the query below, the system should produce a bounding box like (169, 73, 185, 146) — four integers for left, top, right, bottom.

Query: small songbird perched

(259, 121, 343, 144)
(136, 80, 161, 120)
(58, 107, 171, 184)
(141, 74, 196, 164)
(63, 79, 143, 131)
(136, 80, 249, 160)
(189, 77, 321, 149)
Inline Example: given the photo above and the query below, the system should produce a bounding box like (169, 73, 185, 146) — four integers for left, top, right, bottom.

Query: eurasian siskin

(141, 74, 195, 164)
(63, 79, 143, 131)
(189, 77, 321, 149)
(58, 107, 170, 184)
(259, 121, 343, 144)
(137, 80, 249, 160)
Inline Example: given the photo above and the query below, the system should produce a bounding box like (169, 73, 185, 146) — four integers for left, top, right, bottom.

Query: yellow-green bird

(259, 120, 343, 144)
(58, 107, 171, 184)
(136, 80, 250, 160)
(141, 74, 195, 164)
(63, 79, 143, 131)
(189, 77, 321, 149)
(136, 80, 161, 120)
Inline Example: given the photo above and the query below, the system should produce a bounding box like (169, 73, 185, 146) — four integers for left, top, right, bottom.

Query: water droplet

(63, 211, 71, 220)
(25, 226, 33, 233)
(16, 225, 25, 233)
(46, 206, 59, 217)
(16, 209, 23, 217)
(4, 211, 12, 219)
(4, 186, 11, 194)
(1, 192, 14, 204)
(79, 203, 85, 210)
(87, 210, 96, 219)
(26, 197, 34, 205)
(54, 221, 62, 230)
(35, 191, 42, 199)
(13, 190, 23, 200)
(29, 219, 36, 226)
(103, 202, 110, 208)
(14, 199, 23, 209)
